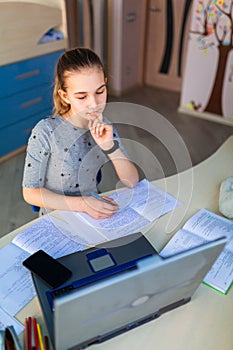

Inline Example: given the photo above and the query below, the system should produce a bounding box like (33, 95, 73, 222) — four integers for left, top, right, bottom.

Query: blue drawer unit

(0, 51, 63, 98)
(0, 110, 51, 157)
(0, 49, 64, 158)
(0, 84, 53, 129)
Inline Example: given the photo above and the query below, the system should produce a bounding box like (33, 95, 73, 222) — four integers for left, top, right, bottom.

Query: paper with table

(160, 208, 233, 294)
(0, 179, 180, 322)
(58, 179, 181, 244)
(0, 307, 24, 336)
(0, 215, 87, 318)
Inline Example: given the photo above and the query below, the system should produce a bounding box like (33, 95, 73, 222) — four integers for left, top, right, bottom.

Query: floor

(1, 86, 233, 238)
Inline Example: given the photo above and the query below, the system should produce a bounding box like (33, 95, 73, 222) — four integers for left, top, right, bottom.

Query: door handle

(149, 7, 161, 12)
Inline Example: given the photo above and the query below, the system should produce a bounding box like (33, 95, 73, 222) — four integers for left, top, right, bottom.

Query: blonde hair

(53, 47, 106, 116)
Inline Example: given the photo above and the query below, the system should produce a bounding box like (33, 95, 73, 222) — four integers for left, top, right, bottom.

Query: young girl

(22, 48, 139, 218)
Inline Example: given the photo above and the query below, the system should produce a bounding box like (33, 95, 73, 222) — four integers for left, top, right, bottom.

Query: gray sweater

(22, 115, 126, 198)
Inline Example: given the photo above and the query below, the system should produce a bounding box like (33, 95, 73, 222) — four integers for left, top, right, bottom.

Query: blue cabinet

(0, 50, 64, 158)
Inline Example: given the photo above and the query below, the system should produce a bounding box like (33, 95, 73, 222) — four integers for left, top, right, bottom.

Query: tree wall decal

(190, 0, 233, 116)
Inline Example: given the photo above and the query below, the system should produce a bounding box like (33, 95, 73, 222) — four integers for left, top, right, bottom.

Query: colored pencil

(44, 335, 50, 350)
(32, 318, 40, 350)
(27, 317, 32, 350)
(37, 323, 45, 350)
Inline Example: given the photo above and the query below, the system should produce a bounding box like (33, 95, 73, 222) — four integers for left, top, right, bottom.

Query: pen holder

(0, 325, 23, 350)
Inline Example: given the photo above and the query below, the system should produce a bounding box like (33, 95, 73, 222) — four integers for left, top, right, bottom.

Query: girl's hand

(81, 196, 119, 219)
(89, 118, 114, 151)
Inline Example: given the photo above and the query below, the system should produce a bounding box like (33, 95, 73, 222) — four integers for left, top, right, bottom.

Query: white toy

(219, 177, 233, 219)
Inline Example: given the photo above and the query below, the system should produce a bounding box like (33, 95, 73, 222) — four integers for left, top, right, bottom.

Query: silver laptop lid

(54, 237, 226, 350)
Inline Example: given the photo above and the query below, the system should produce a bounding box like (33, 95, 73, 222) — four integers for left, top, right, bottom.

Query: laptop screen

(52, 237, 226, 350)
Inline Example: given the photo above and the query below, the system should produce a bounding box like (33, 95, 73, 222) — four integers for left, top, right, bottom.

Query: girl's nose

(87, 95, 98, 108)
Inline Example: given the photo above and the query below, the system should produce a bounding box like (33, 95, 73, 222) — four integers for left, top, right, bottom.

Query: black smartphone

(23, 250, 72, 288)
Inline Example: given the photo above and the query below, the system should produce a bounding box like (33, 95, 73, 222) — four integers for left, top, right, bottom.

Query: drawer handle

(17, 69, 40, 80)
(20, 97, 42, 109)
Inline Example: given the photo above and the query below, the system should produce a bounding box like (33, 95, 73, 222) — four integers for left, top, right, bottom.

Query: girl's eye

(77, 96, 86, 100)
(96, 90, 105, 95)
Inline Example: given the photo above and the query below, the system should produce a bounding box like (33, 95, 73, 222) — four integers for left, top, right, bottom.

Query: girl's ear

(58, 89, 70, 104)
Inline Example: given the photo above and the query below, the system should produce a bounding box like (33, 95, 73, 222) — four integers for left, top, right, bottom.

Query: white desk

(1, 136, 233, 350)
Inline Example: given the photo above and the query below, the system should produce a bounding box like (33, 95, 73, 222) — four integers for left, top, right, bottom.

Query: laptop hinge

(68, 297, 191, 350)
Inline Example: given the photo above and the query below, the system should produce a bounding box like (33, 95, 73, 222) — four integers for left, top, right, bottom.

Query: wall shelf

(0, 1, 67, 159)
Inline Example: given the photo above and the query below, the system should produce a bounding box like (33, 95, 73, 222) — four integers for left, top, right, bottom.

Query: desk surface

(1, 136, 233, 350)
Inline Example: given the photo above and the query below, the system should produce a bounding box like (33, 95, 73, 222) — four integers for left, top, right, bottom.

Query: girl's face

(59, 67, 107, 123)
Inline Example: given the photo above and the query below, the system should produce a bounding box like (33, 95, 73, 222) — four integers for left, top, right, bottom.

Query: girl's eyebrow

(96, 83, 106, 91)
(74, 84, 106, 95)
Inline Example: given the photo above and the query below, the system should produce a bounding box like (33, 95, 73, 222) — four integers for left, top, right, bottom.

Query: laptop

(32, 232, 226, 350)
